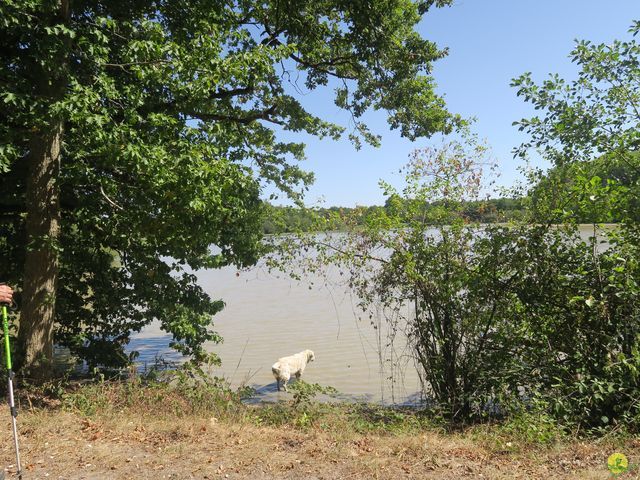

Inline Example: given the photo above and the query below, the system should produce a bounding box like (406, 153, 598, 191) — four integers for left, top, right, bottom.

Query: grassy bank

(0, 373, 637, 479)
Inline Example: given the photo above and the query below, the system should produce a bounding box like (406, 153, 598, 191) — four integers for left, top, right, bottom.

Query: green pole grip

(2, 306, 11, 371)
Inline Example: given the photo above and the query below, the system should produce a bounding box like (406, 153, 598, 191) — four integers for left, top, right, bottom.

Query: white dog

(271, 350, 315, 392)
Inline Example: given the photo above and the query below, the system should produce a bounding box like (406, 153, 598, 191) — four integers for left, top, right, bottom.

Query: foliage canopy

(0, 0, 457, 370)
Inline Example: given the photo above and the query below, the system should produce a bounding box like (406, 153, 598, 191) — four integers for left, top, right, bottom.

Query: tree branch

(210, 85, 253, 100)
(289, 51, 359, 80)
(100, 185, 124, 211)
(187, 104, 279, 125)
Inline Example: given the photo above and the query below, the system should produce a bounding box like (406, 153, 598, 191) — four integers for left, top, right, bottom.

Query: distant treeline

(263, 151, 640, 234)
(262, 197, 526, 234)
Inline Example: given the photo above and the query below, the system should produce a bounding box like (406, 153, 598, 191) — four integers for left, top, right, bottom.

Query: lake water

(129, 262, 422, 404)
(128, 224, 613, 405)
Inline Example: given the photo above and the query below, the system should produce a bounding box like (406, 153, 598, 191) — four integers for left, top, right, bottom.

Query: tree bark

(18, 124, 63, 377)
(16, 0, 69, 379)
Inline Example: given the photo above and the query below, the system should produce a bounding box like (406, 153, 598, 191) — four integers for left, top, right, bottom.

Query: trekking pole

(2, 305, 22, 479)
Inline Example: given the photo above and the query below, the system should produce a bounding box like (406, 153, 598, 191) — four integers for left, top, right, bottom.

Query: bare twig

(100, 185, 124, 211)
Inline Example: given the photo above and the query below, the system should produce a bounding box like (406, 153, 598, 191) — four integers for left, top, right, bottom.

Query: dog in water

(271, 350, 315, 391)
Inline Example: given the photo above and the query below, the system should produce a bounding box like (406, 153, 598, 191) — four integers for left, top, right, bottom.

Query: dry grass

(0, 380, 637, 479)
(0, 407, 638, 479)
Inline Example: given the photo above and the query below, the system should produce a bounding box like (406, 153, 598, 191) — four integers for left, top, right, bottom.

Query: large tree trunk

(17, 0, 69, 379)
(18, 124, 63, 377)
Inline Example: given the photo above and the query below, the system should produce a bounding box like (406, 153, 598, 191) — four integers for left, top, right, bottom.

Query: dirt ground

(0, 408, 638, 479)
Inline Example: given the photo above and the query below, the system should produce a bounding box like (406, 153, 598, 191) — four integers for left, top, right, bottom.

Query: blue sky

(273, 0, 639, 207)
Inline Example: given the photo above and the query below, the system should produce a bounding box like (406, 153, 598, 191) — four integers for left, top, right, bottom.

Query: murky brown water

(131, 262, 421, 404)
(129, 225, 614, 404)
